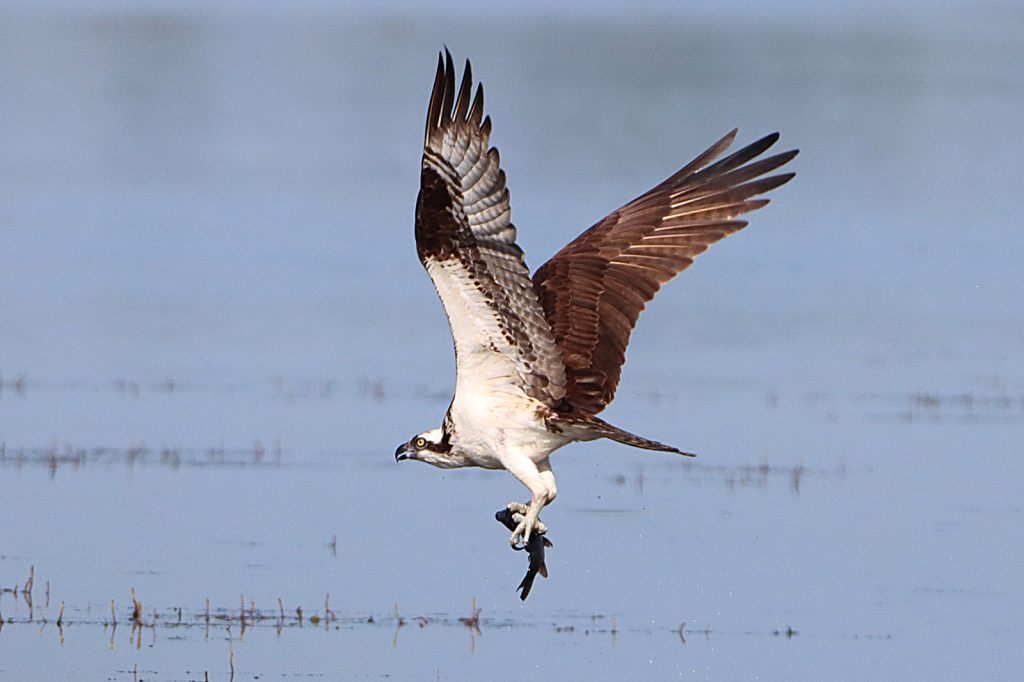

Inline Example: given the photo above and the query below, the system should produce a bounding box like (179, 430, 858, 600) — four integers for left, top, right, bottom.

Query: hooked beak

(395, 443, 413, 462)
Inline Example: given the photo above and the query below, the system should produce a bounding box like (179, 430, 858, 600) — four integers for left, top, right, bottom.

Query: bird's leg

(503, 457, 557, 549)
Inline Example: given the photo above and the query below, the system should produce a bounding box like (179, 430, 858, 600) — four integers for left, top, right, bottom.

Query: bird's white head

(395, 428, 452, 467)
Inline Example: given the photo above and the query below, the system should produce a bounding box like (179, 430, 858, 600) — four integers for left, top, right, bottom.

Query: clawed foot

(504, 502, 547, 549)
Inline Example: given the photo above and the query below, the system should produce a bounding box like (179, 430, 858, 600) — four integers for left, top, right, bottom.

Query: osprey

(396, 50, 797, 552)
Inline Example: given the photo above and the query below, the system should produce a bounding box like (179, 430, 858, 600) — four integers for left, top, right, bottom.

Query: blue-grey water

(1, 2, 1022, 680)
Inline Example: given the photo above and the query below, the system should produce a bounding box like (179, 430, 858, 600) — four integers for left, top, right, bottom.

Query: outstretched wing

(533, 130, 798, 414)
(416, 50, 566, 405)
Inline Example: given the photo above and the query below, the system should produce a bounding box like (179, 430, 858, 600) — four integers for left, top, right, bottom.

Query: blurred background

(0, 1, 1021, 680)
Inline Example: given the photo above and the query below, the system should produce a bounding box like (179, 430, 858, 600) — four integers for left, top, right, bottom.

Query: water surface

(1, 2, 1021, 680)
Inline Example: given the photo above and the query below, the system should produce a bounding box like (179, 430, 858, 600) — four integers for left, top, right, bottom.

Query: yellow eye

(415, 437, 427, 448)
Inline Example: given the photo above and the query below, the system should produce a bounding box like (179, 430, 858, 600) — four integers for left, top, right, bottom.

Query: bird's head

(395, 428, 452, 466)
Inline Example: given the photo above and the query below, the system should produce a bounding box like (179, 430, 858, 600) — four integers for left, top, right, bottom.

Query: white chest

(448, 387, 570, 469)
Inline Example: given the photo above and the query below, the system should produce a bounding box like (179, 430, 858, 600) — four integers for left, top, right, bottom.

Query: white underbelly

(450, 389, 570, 468)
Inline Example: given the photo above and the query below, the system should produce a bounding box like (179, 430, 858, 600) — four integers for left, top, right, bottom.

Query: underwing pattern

(416, 51, 567, 405)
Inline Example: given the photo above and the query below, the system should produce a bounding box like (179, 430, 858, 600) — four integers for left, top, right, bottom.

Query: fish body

(496, 507, 552, 600)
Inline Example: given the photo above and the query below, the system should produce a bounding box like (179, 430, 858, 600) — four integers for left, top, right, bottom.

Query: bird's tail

(550, 413, 696, 457)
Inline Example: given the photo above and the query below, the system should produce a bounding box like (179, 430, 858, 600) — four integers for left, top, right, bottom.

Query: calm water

(1, 2, 1022, 680)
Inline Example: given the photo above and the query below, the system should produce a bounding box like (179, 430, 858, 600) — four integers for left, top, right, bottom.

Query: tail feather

(549, 413, 696, 457)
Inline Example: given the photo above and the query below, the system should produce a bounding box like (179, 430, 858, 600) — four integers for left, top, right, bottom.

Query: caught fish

(496, 508, 552, 600)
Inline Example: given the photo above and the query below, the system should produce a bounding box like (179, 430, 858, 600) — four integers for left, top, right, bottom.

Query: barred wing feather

(416, 51, 567, 405)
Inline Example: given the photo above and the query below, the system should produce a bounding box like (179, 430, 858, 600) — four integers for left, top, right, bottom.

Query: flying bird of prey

(396, 50, 797, 555)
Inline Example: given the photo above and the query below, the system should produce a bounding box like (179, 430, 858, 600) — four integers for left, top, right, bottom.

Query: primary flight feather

(396, 50, 797, 577)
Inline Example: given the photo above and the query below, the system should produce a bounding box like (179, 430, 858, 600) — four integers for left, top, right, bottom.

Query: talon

(503, 502, 545, 549)
(509, 520, 528, 549)
(512, 517, 538, 549)
(511, 520, 530, 548)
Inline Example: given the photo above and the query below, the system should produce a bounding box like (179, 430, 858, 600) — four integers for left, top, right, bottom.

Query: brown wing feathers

(534, 131, 798, 415)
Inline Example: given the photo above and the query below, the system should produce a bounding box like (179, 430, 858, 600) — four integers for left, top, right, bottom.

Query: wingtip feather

(441, 50, 456, 128)
(454, 57, 474, 122)
(424, 52, 446, 144)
